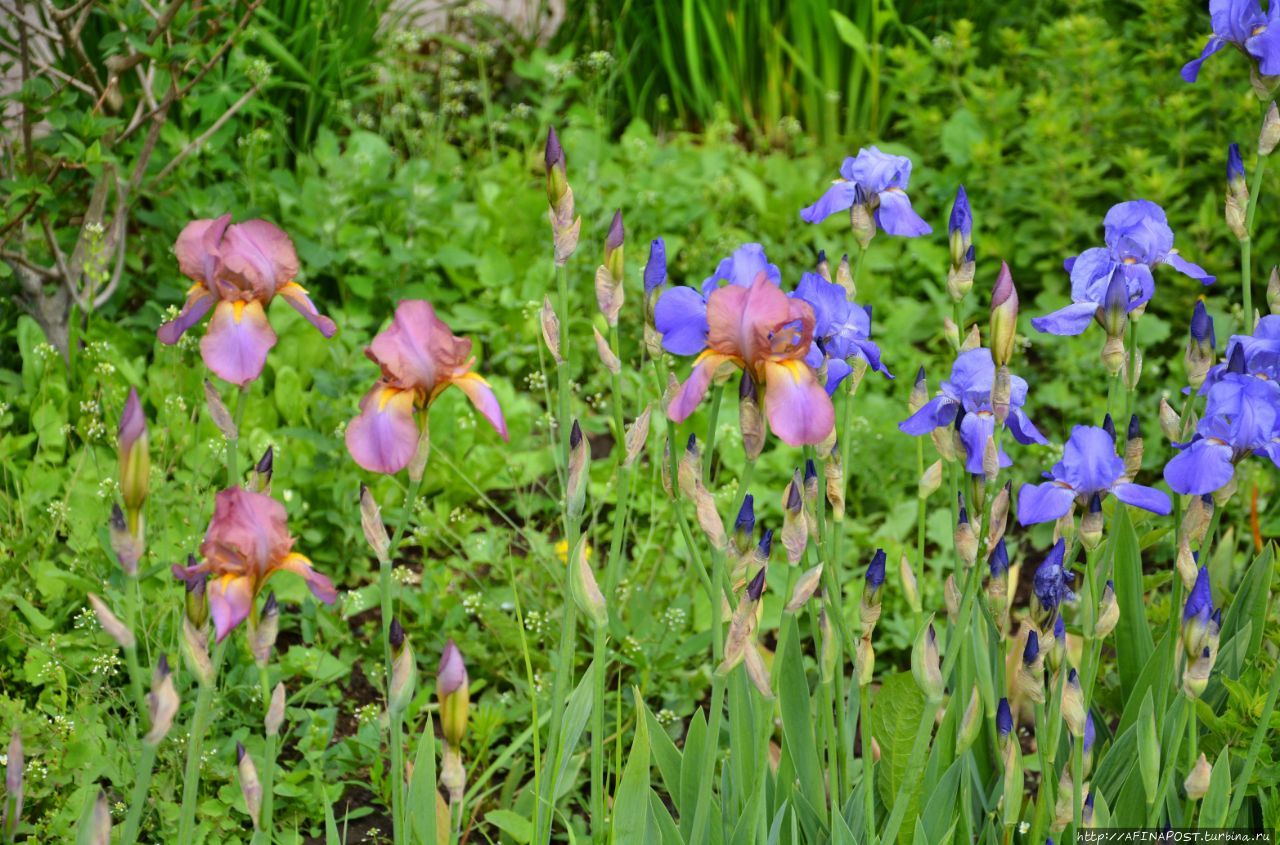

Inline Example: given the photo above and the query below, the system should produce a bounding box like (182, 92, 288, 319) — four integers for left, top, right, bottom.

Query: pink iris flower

(668, 272, 835, 445)
(345, 300, 509, 474)
(174, 486, 337, 642)
(157, 215, 336, 385)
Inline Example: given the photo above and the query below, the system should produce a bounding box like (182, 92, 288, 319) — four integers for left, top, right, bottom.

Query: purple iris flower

(1164, 371, 1280, 495)
(1018, 425, 1172, 524)
(1183, 0, 1280, 83)
(1201, 315, 1280, 390)
(1032, 201, 1215, 336)
(1033, 538, 1077, 611)
(950, 185, 972, 239)
(899, 348, 1048, 475)
(799, 146, 932, 237)
(653, 243, 780, 355)
(866, 548, 887, 590)
(792, 272, 892, 393)
(996, 698, 1013, 738)
(988, 537, 1009, 578)
(1184, 565, 1214, 624)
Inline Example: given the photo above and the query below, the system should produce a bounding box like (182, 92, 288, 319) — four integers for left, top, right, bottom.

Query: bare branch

(49, 0, 94, 23)
(147, 0, 183, 45)
(1, 1, 61, 41)
(153, 83, 259, 184)
(0, 249, 57, 280)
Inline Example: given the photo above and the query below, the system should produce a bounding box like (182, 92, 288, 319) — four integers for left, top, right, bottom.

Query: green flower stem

(176, 637, 228, 844)
(379, 469, 427, 845)
(1071, 730, 1084, 837)
(119, 741, 158, 845)
(1242, 155, 1268, 325)
(227, 384, 250, 487)
(1123, 317, 1140, 424)
(702, 385, 724, 486)
(589, 625, 607, 845)
(535, 262, 583, 845)
(880, 563, 982, 845)
(1227, 650, 1280, 821)
(1146, 696, 1191, 826)
(859, 680, 876, 845)
(123, 578, 146, 718)
(253, 731, 278, 845)
(504, 554, 542, 845)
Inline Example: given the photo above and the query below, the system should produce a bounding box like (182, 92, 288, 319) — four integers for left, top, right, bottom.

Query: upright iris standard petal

(1183, 1, 1280, 82)
(158, 216, 335, 384)
(644, 237, 668, 295)
(1201, 315, 1280, 389)
(1035, 200, 1214, 337)
(346, 300, 508, 475)
(792, 272, 891, 392)
(801, 147, 932, 238)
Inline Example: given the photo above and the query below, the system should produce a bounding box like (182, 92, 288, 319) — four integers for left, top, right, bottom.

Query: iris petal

(345, 386, 421, 475)
(200, 300, 278, 385)
(762, 359, 836, 445)
(1017, 482, 1076, 526)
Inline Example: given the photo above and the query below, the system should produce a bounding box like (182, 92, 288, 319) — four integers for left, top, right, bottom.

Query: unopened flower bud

(961, 323, 982, 353)
(87, 593, 135, 650)
(1124, 414, 1143, 478)
(438, 640, 470, 747)
(860, 549, 886, 633)
(943, 317, 960, 352)
(570, 537, 608, 629)
(251, 593, 279, 668)
(644, 238, 667, 319)
(850, 186, 876, 249)
(108, 503, 142, 576)
(566, 420, 589, 519)
(781, 469, 807, 565)
(360, 484, 390, 562)
(1226, 144, 1250, 241)
(1185, 753, 1213, 800)
(987, 481, 1011, 549)
(1101, 334, 1126, 376)
(899, 554, 921, 614)
(1101, 270, 1130, 340)
(1261, 101, 1280, 155)
(824, 439, 845, 521)
(856, 637, 875, 687)
(732, 494, 756, 556)
(1095, 580, 1118, 638)
(956, 686, 983, 755)
(251, 446, 273, 493)
(203, 378, 238, 439)
(737, 371, 765, 461)
(947, 250, 976, 303)
(660, 436, 673, 499)
(389, 618, 416, 714)
(804, 459, 819, 504)
(912, 620, 945, 702)
(144, 655, 179, 745)
(955, 496, 978, 568)
(118, 388, 150, 516)
(1183, 648, 1214, 699)
(1181, 494, 1213, 547)
(1177, 536, 1199, 590)
(181, 615, 214, 686)
(836, 253, 854, 297)
(949, 185, 973, 267)
(595, 210, 625, 326)
(545, 128, 581, 264)
(1185, 301, 1216, 389)
(720, 567, 766, 676)
(592, 327, 621, 375)
(785, 564, 824, 612)
(918, 459, 942, 499)
(991, 364, 1012, 424)
(982, 435, 1000, 484)
(237, 742, 262, 829)
(996, 698, 1013, 747)
(1269, 266, 1280, 315)
(266, 682, 286, 737)
(989, 262, 1019, 367)
(944, 574, 961, 623)
(1158, 397, 1182, 442)
(815, 250, 831, 282)
(1062, 668, 1086, 737)
(540, 296, 562, 364)
(908, 366, 928, 414)
(82, 790, 111, 845)
(1017, 629, 1045, 703)
(1080, 493, 1104, 551)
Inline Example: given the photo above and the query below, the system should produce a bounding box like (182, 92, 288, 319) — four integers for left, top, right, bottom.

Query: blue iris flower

(996, 698, 1013, 738)
(1018, 424, 1171, 525)
(1032, 201, 1214, 337)
(1183, 0, 1280, 83)
(800, 146, 932, 237)
(899, 348, 1048, 475)
(644, 237, 667, 295)
(791, 272, 892, 393)
(1164, 371, 1280, 495)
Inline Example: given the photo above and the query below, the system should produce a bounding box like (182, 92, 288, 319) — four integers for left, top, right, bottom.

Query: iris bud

(593, 326, 621, 375)
(438, 640, 470, 747)
(389, 618, 417, 715)
(540, 295, 563, 364)
(1001, 738, 1023, 827)
(1062, 668, 1086, 737)
(961, 323, 982, 353)
(1261, 101, 1280, 155)
(996, 697, 1013, 746)
(954, 494, 978, 568)
(1080, 493, 1104, 551)
(1183, 648, 1214, 699)
(720, 568, 765, 675)
(1095, 580, 1118, 638)
(108, 504, 141, 576)
(804, 459, 819, 505)
(266, 682, 286, 737)
(856, 636, 875, 687)
(1180, 494, 1213, 547)
(87, 593, 135, 650)
(785, 563, 824, 612)
(899, 554, 921, 614)
(1158, 397, 1182, 442)
(181, 615, 214, 687)
(781, 469, 808, 565)
(1177, 537, 1199, 590)
(918, 459, 942, 499)
(544, 127, 568, 207)
(1185, 753, 1213, 800)
(942, 316, 960, 352)
(836, 253, 855, 297)
(237, 742, 263, 829)
(1226, 143, 1250, 241)
(1018, 628, 1045, 703)
(908, 366, 928, 414)
(570, 537, 608, 629)
(850, 186, 876, 249)
(643, 237, 667, 304)
(360, 484, 390, 562)
(545, 127, 581, 265)
(987, 481, 1011, 550)
(595, 209, 625, 326)
(567, 420, 589, 519)
(1269, 266, 1280, 315)
(144, 655, 179, 745)
(815, 249, 831, 282)
(948, 245, 976, 303)
(991, 364, 1012, 424)
(623, 407, 650, 470)
(1124, 414, 1143, 478)
(82, 791, 111, 845)
(1101, 270, 1130, 340)
(1185, 301, 1217, 389)
(944, 574, 961, 623)
(989, 262, 1019, 368)
(251, 445, 273, 493)
(677, 434, 701, 500)
(824, 438, 845, 521)
(732, 494, 756, 556)
(911, 619, 945, 703)
(251, 592, 279, 668)
(118, 388, 150, 519)
(956, 686, 983, 755)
